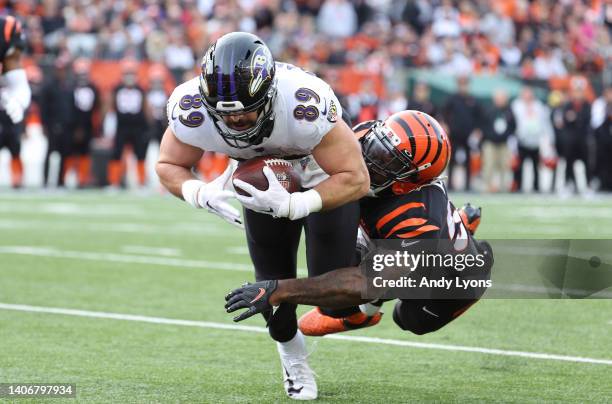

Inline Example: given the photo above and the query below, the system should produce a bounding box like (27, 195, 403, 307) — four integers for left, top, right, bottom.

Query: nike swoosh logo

(287, 386, 304, 395)
(401, 240, 419, 248)
(250, 288, 266, 303)
(205, 202, 218, 212)
(422, 306, 439, 317)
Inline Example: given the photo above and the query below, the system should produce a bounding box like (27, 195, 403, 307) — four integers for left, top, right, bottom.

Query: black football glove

(458, 202, 482, 235)
(224, 280, 278, 322)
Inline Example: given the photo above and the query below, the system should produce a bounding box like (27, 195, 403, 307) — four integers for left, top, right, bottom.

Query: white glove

(233, 166, 322, 220)
(1, 92, 25, 124)
(182, 167, 243, 229)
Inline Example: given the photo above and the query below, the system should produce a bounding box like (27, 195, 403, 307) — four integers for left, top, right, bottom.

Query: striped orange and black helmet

(356, 110, 451, 195)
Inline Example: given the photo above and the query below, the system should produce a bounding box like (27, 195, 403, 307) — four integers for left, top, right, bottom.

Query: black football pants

(392, 298, 478, 335)
(113, 124, 148, 161)
(44, 124, 72, 187)
(244, 201, 360, 342)
(0, 118, 21, 157)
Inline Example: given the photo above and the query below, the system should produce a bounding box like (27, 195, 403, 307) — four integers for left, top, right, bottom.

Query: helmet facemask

(359, 122, 420, 194)
(200, 76, 277, 149)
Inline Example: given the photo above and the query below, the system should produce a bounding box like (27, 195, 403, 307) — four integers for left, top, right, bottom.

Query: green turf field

(1, 191, 611, 403)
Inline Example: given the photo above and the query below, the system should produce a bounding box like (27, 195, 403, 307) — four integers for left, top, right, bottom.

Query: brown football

(233, 157, 301, 196)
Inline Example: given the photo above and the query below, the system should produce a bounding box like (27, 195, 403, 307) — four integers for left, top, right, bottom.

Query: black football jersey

(360, 181, 472, 249)
(113, 84, 146, 124)
(0, 16, 25, 62)
(360, 181, 490, 298)
(74, 83, 99, 128)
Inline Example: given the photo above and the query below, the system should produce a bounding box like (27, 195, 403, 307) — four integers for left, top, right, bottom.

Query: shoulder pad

(166, 77, 217, 148)
(167, 77, 205, 130)
(276, 66, 343, 142)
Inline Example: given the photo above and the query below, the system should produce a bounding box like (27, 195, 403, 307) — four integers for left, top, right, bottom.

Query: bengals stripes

(375, 201, 439, 239)
(387, 111, 448, 171)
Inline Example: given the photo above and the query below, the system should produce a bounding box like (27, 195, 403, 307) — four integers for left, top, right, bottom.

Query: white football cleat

(277, 331, 317, 400)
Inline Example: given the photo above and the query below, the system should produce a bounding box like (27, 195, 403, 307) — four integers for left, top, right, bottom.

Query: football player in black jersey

(108, 60, 149, 187)
(70, 58, 100, 187)
(146, 64, 168, 147)
(41, 56, 75, 187)
(225, 110, 492, 337)
(0, 15, 31, 188)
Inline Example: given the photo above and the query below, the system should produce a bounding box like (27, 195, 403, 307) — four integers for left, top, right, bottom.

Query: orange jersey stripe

(384, 217, 427, 238)
(395, 225, 440, 239)
(375, 202, 424, 233)
(4, 16, 15, 43)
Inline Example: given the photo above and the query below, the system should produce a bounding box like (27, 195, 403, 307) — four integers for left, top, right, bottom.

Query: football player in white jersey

(156, 32, 369, 400)
(0, 16, 31, 188)
(0, 16, 30, 125)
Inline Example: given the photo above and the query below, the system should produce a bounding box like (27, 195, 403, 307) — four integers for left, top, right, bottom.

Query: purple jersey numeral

(293, 105, 319, 122)
(177, 94, 204, 127)
(179, 111, 204, 128)
(294, 87, 320, 103)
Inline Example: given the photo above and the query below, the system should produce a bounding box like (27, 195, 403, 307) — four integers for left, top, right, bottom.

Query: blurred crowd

(0, 0, 611, 193)
(420, 75, 612, 194)
(12, 0, 611, 81)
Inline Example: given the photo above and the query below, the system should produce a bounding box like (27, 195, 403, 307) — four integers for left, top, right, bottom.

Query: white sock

(277, 330, 307, 358)
(359, 302, 382, 316)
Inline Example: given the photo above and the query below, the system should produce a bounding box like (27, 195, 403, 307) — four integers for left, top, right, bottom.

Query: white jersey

(166, 62, 342, 188)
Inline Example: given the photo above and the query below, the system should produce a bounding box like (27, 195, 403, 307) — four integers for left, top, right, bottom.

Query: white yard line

(0, 219, 239, 237)
(225, 246, 251, 255)
(0, 246, 253, 272)
(0, 202, 147, 217)
(1, 245, 608, 295)
(121, 245, 182, 257)
(0, 245, 308, 275)
(0, 302, 610, 366)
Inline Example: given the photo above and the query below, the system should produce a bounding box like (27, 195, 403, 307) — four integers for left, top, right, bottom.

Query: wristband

(181, 179, 206, 208)
(288, 189, 322, 220)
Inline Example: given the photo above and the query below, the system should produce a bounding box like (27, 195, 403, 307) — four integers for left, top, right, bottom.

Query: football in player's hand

(233, 157, 301, 196)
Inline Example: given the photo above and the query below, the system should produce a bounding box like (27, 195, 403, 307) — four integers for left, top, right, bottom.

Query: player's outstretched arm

(156, 127, 243, 228)
(273, 267, 368, 307)
(156, 127, 204, 197)
(225, 267, 368, 322)
(312, 120, 370, 210)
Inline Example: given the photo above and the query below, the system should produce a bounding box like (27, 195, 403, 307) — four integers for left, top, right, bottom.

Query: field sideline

(1, 190, 611, 403)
